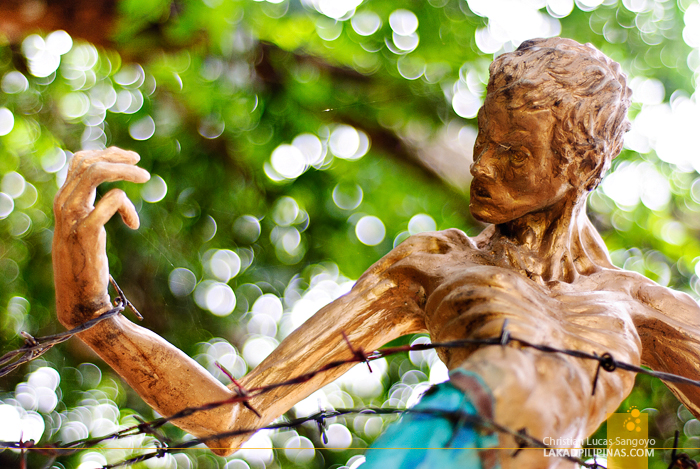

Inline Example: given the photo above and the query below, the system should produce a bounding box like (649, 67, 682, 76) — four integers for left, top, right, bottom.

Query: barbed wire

(0, 277, 140, 378)
(667, 431, 699, 469)
(1, 405, 604, 469)
(1, 291, 698, 468)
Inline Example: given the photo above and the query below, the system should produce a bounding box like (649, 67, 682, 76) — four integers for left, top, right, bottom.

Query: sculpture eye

(474, 136, 487, 152)
(510, 147, 531, 166)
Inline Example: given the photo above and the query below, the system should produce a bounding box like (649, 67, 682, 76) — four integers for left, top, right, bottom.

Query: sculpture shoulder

(636, 277, 700, 322)
(598, 268, 700, 324)
(360, 228, 478, 281)
(389, 228, 478, 262)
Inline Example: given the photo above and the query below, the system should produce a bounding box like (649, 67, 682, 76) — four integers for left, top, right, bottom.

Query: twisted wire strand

(0, 276, 139, 378)
(1, 285, 696, 468)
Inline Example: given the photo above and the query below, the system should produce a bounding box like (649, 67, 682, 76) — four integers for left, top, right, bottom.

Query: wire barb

(6, 325, 700, 468)
(512, 427, 529, 457)
(499, 319, 510, 347)
(19, 331, 39, 347)
(591, 352, 617, 396)
(0, 277, 140, 378)
(109, 275, 143, 320)
(342, 331, 372, 373)
(445, 408, 470, 449)
(215, 361, 261, 418)
(315, 402, 329, 445)
(667, 430, 698, 469)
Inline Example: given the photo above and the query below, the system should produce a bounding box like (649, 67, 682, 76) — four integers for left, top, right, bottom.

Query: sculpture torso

(388, 228, 649, 412)
(427, 263, 643, 370)
(364, 224, 694, 461)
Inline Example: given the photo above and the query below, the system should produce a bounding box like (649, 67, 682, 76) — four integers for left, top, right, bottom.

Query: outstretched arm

(53, 148, 429, 455)
(226, 257, 429, 453)
(634, 282, 700, 417)
(53, 148, 238, 447)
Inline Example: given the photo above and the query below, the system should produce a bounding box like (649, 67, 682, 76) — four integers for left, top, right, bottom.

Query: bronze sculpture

(51, 37, 700, 468)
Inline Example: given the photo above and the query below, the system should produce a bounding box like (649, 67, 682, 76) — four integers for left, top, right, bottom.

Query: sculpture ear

(568, 148, 606, 193)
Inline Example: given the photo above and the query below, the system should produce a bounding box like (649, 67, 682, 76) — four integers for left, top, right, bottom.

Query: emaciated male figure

(52, 38, 700, 468)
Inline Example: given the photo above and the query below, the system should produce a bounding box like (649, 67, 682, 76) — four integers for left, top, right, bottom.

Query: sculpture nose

(470, 147, 496, 179)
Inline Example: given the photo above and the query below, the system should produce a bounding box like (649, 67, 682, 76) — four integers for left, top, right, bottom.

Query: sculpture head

(469, 37, 632, 224)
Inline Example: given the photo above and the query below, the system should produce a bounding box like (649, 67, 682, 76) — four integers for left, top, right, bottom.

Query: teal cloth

(361, 371, 499, 469)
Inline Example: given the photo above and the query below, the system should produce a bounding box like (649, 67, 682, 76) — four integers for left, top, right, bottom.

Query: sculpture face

(469, 94, 573, 225)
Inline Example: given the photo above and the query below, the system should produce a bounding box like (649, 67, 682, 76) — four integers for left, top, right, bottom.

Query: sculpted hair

(487, 37, 632, 191)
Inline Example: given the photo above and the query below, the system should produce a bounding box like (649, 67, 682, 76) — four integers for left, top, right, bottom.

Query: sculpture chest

(419, 254, 643, 371)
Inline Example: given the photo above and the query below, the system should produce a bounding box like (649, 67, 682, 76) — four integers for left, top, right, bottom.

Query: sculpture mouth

(472, 182, 491, 199)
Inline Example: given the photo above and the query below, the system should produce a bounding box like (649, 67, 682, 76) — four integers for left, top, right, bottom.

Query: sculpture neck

(482, 195, 614, 284)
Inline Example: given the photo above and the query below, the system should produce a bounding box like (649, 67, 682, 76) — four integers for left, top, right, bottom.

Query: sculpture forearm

(76, 313, 237, 452)
(216, 268, 428, 454)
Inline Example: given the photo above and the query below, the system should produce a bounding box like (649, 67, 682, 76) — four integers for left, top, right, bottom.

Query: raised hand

(52, 147, 150, 329)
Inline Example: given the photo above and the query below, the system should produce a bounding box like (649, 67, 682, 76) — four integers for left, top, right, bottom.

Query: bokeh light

(323, 424, 353, 450)
(292, 133, 325, 166)
(285, 435, 315, 464)
(626, 94, 700, 172)
(1, 71, 29, 94)
(195, 338, 247, 382)
(273, 196, 300, 226)
(41, 147, 67, 173)
(242, 336, 279, 369)
(469, 0, 561, 54)
(333, 182, 364, 210)
(271, 144, 307, 179)
(224, 460, 251, 469)
(452, 87, 482, 119)
(602, 162, 670, 211)
(195, 280, 237, 316)
(337, 358, 388, 399)
(351, 11, 382, 36)
(408, 214, 437, 235)
(390, 31, 419, 54)
(205, 249, 242, 282)
(169, 268, 197, 297)
(315, 17, 344, 41)
(129, 115, 156, 140)
(252, 294, 284, 321)
(329, 125, 369, 160)
(355, 215, 386, 245)
(233, 215, 262, 243)
(59, 92, 91, 120)
(1, 172, 26, 199)
(303, 0, 362, 20)
(0, 107, 15, 135)
(389, 9, 418, 36)
(547, 0, 574, 18)
(684, 3, 700, 48)
(141, 175, 168, 203)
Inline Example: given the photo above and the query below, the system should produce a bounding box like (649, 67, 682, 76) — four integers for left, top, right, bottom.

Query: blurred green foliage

(2, 0, 700, 468)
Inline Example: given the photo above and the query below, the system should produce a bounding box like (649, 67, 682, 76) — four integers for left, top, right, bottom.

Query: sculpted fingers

(56, 148, 142, 209)
(87, 188, 141, 230)
(67, 147, 140, 174)
(62, 162, 150, 215)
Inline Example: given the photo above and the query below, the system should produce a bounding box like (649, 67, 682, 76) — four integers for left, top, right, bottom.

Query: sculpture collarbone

(368, 221, 700, 448)
(384, 226, 663, 371)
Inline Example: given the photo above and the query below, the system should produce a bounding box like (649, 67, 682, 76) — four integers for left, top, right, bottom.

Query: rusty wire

(1, 289, 698, 468)
(0, 276, 142, 378)
(1, 405, 603, 469)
